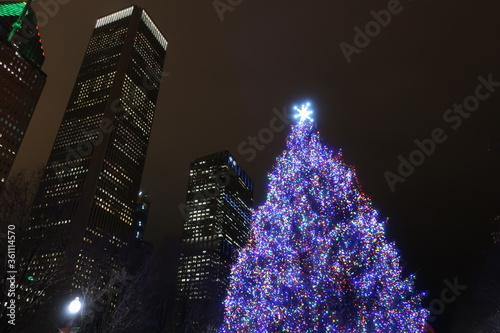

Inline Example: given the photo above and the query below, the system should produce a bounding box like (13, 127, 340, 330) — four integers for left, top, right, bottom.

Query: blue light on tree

(220, 102, 428, 332)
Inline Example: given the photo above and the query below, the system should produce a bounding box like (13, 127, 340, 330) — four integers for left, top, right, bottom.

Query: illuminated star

(294, 103, 314, 123)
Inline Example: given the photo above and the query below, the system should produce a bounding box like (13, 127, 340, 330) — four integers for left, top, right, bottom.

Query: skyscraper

(21, 4, 167, 310)
(0, 1, 46, 183)
(176, 150, 253, 332)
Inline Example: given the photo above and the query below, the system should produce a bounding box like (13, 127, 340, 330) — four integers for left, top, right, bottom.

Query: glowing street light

(68, 297, 81, 314)
(58, 297, 82, 333)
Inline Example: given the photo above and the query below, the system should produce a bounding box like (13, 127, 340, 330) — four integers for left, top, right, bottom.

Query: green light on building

(0, 3, 27, 17)
(2, 1, 34, 43)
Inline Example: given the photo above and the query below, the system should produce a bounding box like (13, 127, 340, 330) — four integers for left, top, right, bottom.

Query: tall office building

(176, 150, 253, 331)
(22, 4, 167, 304)
(0, 1, 46, 183)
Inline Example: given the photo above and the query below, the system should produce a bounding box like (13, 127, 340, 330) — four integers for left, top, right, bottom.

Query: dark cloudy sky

(10, 0, 500, 330)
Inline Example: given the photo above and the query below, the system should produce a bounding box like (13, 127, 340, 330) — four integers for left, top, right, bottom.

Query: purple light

(220, 113, 428, 332)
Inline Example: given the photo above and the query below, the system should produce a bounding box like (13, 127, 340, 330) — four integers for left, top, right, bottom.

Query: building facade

(0, 1, 46, 183)
(21, 4, 167, 316)
(133, 191, 150, 241)
(176, 150, 253, 331)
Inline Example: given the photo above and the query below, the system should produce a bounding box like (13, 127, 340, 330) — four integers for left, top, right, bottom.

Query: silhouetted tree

(450, 215, 500, 333)
(0, 167, 67, 332)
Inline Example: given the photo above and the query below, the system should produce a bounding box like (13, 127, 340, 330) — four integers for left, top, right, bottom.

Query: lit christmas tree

(220, 103, 428, 332)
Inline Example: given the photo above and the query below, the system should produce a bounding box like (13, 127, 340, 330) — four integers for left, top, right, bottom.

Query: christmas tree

(220, 103, 428, 332)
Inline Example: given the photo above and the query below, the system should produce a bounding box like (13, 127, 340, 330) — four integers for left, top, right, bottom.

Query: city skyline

(6, 1, 500, 331)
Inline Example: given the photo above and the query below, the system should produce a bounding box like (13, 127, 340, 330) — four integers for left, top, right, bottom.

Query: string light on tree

(220, 102, 428, 332)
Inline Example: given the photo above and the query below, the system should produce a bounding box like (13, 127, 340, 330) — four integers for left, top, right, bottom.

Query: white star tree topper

(294, 103, 314, 123)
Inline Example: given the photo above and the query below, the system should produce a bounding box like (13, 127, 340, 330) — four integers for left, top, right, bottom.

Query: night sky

(10, 0, 500, 329)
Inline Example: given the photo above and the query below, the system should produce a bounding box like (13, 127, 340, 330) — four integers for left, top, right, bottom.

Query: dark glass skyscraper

(0, 1, 46, 183)
(22, 4, 167, 301)
(176, 150, 253, 332)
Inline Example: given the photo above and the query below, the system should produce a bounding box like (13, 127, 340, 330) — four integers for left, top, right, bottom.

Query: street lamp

(68, 297, 82, 314)
(58, 297, 82, 332)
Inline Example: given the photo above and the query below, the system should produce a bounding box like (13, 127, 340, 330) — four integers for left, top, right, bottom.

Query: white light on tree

(68, 297, 82, 314)
(294, 102, 314, 123)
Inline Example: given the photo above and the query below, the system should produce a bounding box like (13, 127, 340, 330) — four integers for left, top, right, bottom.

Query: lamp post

(59, 297, 82, 333)
(68, 297, 81, 314)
